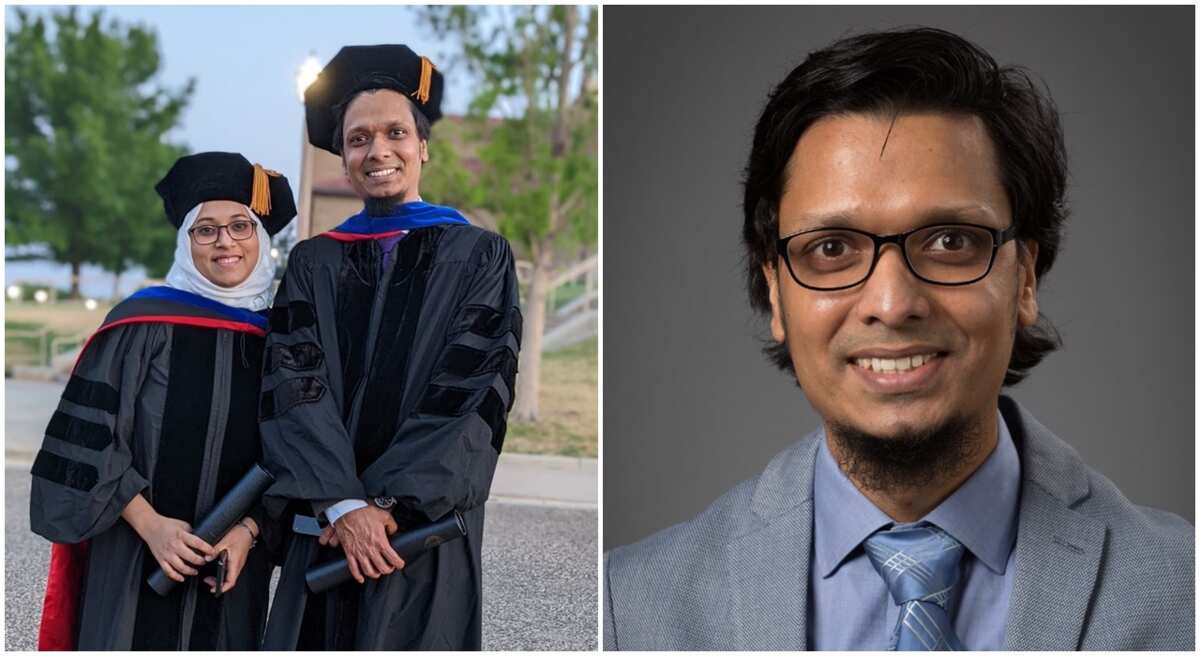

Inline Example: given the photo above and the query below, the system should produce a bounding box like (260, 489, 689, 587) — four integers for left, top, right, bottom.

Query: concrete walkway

(5, 378, 596, 509)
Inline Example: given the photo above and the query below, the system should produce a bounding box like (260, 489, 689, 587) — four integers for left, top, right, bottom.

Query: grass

(504, 337, 598, 458)
(548, 280, 586, 311)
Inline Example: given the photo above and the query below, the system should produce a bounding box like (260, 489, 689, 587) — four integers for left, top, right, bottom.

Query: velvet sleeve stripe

(454, 305, 523, 344)
(417, 385, 511, 452)
(440, 344, 518, 386)
(260, 377, 327, 420)
(45, 411, 114, 451)
(264, 342, 325, 375)
(478, 388, 508, 452)
(268, 301, 317, 335)
(61, 377, 120, 415)
(31, 450, 100, 492)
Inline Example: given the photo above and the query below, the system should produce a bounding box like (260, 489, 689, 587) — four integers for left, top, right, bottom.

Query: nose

(852, 244, 931, 327)
(214, 226, 236, 247)
(365, 132, 392, 161)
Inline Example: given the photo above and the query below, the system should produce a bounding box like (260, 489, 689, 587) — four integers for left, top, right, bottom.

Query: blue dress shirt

(808, 411, 1021, 650)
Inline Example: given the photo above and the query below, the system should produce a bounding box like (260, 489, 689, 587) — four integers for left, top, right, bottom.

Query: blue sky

(4, 4, 481, 295)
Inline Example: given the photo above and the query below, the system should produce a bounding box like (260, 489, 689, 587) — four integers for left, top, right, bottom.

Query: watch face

(375, 496, 396, 509)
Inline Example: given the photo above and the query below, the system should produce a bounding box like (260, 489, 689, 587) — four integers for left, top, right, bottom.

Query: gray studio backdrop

(603, 5, 1194, 551)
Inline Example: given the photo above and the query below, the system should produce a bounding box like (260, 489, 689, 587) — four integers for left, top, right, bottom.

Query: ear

(763, 263, 787, 344)
(419, 139, 429, 163)
(1016, 240, 1039, 328)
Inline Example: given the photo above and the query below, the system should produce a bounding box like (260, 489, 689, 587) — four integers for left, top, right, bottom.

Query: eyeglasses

(775, 222, 1017, 291)
(188, 220, 256, 245)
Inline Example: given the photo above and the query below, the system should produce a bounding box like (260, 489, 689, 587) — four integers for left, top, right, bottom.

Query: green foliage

(419, 6, 597, 259)
(5, 7, 194, 290)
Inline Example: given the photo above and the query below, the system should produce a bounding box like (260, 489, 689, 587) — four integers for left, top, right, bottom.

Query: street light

(296, 55, 321, 102)
(84, 298, 98, 311)
(33, 289, 49, 304)
(295, 53, 322, 239)
(6, 285, 21, 301)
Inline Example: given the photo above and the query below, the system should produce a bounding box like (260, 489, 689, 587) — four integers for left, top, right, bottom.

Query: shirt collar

(925, 410, 1020, 574)
(813, 410, 1021, 578)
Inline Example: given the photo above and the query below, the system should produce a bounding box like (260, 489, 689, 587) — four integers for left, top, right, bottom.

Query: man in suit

(603, 27, 1193, 651)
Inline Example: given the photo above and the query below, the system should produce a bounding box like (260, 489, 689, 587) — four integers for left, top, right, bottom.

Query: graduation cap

(155, 152, 296, 236)
(303, 44, 444, 154)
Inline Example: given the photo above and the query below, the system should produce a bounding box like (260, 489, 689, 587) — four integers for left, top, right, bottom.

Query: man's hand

(331, 505, 405, 584)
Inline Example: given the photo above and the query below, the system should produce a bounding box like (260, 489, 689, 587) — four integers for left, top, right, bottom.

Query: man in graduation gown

(260, 45, 522, 650)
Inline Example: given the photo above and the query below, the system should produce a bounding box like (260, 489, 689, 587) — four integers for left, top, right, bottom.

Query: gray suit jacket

(604, 397, 1194, 650)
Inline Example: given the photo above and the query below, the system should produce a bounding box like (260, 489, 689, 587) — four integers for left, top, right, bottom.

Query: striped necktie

(863, 522, 966, 651)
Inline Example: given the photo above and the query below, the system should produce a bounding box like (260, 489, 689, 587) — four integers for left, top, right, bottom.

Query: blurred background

(5, 5, 597, 650)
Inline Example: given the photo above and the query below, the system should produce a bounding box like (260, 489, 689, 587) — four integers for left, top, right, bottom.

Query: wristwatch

(373, 496, 397, 510)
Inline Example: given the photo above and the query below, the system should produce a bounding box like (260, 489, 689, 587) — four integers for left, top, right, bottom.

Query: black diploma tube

(146, 464, 275, 596)
(305, 511, 467, 594)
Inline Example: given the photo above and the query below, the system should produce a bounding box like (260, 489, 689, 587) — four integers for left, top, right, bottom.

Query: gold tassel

(412, 56, 434, 105)
(250, 164, 281, 217)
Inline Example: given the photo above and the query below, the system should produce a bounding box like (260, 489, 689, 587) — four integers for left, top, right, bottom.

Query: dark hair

(742, 27, 1066, 386)
(329, 73, 432, 156)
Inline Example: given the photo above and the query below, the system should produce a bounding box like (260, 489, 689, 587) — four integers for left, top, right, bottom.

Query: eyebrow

(346, 120, 412, 134)
(195, 214, 249, 224)
(785, 205, 998, 232)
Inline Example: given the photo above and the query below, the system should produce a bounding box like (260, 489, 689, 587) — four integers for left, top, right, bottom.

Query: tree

(421, 6, 598, 422)
(6, 7, 193, 297)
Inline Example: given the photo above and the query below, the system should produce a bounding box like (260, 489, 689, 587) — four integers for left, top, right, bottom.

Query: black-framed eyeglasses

(775, 222, 1017, 291)
(188, 220, 256, 245)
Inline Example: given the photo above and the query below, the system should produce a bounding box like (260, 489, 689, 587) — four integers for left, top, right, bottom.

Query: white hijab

(164, 202, 276, 311)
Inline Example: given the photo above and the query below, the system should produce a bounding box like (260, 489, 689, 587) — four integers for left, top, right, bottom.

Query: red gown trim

(38, 541, 89, 650)
(320, 228, 409, 242)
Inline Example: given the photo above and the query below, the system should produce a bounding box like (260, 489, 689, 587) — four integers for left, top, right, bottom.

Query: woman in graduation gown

(28, 152, 296, 650)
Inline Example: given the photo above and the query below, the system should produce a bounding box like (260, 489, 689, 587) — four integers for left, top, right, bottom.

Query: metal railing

(5, 329, 88, 368)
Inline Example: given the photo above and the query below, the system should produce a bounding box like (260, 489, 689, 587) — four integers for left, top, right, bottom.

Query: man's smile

(847, 349, 946, 394)
(366, 167, 399, 179)
(852, 351, 940, 373)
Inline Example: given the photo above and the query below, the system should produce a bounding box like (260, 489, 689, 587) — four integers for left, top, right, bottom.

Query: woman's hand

(203, 518, 257, 594)
(122, 495, 214, 582)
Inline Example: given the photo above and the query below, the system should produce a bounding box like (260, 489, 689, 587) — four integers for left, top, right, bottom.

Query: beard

(363, 194, 408, 217)
(827, 413, 984, 494)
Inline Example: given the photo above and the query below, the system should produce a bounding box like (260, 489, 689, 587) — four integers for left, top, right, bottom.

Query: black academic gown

(260, 220, 521, 650)
(29, 288, 277, 650)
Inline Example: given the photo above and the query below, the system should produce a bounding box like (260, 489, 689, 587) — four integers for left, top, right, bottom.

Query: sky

(4, 4, 483, 296)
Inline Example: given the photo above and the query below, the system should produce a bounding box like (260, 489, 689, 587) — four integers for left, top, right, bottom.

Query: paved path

(6, 467, 598, 650)
(6, 379, 596, 508)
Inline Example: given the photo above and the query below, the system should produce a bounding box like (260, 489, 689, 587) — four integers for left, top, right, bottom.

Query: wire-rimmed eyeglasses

(775, 222, 1017, 291)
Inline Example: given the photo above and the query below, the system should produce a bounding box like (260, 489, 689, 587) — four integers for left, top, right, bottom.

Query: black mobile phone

(213, 550, 229, 598)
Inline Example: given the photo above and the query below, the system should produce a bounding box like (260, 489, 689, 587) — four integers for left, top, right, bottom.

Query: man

(603, 27, 1193, 651)
(259, 45, 521, 650)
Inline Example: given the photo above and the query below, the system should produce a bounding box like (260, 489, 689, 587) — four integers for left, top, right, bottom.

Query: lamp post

(295, 55, 321, 239)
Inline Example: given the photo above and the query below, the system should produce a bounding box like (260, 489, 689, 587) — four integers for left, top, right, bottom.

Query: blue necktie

(864, 522, 966, 651)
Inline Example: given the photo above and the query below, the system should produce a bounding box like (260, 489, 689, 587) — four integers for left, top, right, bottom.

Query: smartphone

(213, 550, 229, 598)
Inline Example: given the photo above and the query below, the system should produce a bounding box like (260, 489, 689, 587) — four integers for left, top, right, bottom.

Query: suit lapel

(727, 436, 820, 650)
(1000, 397, 1106, 650)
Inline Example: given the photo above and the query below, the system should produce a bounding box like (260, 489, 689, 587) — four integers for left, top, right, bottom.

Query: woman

(29, 152, 295, 650)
